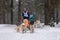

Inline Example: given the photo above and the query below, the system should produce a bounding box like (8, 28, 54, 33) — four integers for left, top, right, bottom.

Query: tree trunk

(11, 0, 13, 24)
(3, 12, 5, 24)
(44, 0, 55, 25)
(56, 8, 58, 24)
(18, 0, 21, 24)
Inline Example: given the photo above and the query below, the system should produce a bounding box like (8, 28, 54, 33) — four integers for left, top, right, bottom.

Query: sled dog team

(16, 19, 41, 33)
(15, 8, 41, 33)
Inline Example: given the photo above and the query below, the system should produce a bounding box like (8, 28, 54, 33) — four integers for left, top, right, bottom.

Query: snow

(0, 24, 60, 40)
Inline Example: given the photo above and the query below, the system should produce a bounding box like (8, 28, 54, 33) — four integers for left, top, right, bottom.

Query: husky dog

(34, 20, 41, 28)
(16, 22, 26, 33)
(16, 19, 28, 33)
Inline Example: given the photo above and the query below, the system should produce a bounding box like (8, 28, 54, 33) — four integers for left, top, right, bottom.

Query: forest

(0, 0, 60, 25)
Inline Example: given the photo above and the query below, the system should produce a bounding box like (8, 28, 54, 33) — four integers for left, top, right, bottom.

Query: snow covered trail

(0, 24, 60, 40)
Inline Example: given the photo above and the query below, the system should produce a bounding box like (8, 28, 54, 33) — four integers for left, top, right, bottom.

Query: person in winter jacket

(22, 8, 30, 20)
(29, 12, 35, 25)
(29, 11, 35, 33)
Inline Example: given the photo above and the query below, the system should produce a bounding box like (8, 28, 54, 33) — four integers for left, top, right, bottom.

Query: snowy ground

(0, 24, 60, 40)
